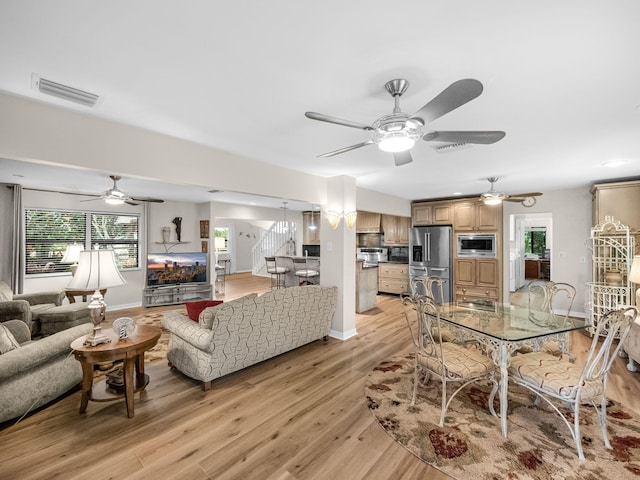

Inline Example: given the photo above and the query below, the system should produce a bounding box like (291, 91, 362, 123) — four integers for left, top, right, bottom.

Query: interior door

(514, 217, 526, 291)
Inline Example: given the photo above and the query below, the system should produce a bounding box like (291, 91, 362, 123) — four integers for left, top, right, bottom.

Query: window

(524, 229, 546, 256)
(25, 208, 139, 275)
(214, 227, 228, 252)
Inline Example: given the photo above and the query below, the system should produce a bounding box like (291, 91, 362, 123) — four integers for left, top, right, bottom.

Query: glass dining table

(436, 301, 591, 438)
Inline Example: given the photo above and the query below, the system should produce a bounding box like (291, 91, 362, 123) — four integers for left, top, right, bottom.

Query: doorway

(509, 212, 553, 292)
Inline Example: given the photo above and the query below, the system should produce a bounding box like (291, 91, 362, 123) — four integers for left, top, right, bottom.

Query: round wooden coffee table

(71, 324, 161, 418)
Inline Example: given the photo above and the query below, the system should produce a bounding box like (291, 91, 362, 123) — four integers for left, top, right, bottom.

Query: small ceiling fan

(480, 177, 542, 206)
(80, 175, 164, 206)
(305, 78, 506, 166)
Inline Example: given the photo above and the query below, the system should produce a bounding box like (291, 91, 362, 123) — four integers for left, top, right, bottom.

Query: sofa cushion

(185, 300, 223, 322)
(199, 293, 257, 329)
(0, 323, 21, 354)
(30, 303, 58, 320)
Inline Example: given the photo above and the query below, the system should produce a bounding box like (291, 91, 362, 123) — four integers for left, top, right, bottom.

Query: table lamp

(67, 250, 127, 346)
(60, 244, 84, 275)
(629, 255, 640, 307)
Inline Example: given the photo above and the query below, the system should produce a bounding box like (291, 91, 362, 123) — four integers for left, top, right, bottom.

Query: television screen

(147, 252, 208, 286)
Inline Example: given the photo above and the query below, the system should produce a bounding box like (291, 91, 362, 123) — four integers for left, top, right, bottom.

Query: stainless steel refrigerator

(409, 225, 453, 303)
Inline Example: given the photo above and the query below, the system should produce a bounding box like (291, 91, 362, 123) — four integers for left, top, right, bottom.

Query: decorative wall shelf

(154, 241, 191, 252)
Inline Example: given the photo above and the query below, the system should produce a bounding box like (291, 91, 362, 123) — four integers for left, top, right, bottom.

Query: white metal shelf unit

(586, 216, 635, 336)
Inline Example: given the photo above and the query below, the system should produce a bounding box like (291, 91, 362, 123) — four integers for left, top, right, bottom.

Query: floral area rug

(365, 353, 640, 479)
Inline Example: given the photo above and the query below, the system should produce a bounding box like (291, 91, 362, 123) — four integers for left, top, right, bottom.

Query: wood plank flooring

(1, 273, 639, 479)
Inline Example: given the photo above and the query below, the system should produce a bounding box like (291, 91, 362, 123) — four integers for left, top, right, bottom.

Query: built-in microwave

(456, 233, 496, 258)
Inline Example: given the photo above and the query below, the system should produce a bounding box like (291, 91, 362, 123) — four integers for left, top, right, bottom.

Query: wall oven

(456, 233, 496, 258)
(356, 247, 388, 266)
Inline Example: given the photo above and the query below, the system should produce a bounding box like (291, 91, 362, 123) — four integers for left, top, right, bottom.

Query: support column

(320, 176, 357, 340)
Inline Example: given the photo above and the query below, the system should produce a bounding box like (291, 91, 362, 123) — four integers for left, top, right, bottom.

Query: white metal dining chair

(527, 280, 577, 361)
(508, 306, 637, 461)
(401, 293, 498, 427)
(410, 276, 457, 343)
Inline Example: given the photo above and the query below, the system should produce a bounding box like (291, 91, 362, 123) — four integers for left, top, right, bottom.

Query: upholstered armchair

(0, 281, 64, 333)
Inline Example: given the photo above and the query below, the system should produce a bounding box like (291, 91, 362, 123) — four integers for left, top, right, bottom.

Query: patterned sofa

(161, 285, 338, 390)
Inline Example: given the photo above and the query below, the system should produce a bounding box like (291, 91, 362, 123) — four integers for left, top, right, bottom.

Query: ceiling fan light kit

(306, 77, 505, 167)
(480, 177, 542, 206)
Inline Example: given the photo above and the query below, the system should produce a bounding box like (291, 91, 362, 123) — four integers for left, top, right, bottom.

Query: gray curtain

(0, 184, 24, 292)
(11, 185, 23, 292)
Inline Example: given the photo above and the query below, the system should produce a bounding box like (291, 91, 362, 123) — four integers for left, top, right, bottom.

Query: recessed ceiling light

(601, 160, 629, 168)
(452, 192, 463, 196)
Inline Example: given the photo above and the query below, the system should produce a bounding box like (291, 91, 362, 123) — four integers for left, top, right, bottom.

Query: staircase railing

(252, 221, 297, 274)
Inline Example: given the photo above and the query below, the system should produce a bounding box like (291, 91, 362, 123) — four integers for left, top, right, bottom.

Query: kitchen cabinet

(525, 259, 550, 280)
(382, 215, 410, 245)
(454, 258, 499, 303)
(411, 202, 452, 226)
(356, 212, 381, 233)
(378, 263, 409, 295)
(453, 202, 500, 231)
(591, 180, 640, 235)
(302, 211, 320, 244)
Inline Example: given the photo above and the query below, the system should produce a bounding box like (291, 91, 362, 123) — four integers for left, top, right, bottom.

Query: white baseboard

(329, 328, 357, 341)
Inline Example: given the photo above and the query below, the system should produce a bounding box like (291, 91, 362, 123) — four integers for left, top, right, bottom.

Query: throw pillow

(0, 282, 13, 302)
(0, 323, 21, 354)
(185, 300, 223, 322)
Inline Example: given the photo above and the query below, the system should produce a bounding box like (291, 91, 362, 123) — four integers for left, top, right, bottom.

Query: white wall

(502, 186, 593, 316)
(0, 91, 329, 208)
(356, 186, 411, 216)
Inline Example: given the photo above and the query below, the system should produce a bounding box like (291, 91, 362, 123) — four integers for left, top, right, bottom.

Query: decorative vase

(604, 269, 623, 286)
(162, 227, 171, 243)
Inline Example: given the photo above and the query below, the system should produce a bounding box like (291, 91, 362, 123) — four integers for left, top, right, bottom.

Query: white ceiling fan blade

(411, 79, 484, 124)
(317, 140, 374, 158)
(305, 112, 373, 131)
(393, 151, 413, 166)
(423, 131, 506, 144)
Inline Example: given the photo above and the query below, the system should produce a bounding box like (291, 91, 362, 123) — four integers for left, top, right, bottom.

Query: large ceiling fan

(80, 175, 164, 206)
(305, 78, 506, 166)
(480, 177, 542, 206)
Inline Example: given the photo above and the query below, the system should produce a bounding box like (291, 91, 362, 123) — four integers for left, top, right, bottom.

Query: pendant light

(282, 201, 288, 231)
(309, 204, 317, 231)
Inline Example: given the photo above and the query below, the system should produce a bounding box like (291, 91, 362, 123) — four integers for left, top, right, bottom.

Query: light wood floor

(1, 273, 639, 479)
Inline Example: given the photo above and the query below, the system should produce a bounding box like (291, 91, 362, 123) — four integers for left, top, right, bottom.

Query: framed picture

(200, 220, 209, 238)
(201, 240, 208, 253)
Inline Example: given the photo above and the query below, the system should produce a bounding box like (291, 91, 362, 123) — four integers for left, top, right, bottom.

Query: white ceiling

(1, 1, 639, 210)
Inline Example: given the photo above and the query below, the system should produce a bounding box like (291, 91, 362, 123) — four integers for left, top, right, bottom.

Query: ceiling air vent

(31, 74, 100, 107)
(435, 143, 470, 153)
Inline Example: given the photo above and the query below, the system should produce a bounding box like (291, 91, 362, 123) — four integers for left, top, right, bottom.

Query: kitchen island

(356, 259, 378, 313)
(275, 255, 320, 287)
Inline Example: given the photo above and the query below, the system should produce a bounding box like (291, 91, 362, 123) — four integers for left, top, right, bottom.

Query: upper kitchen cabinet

(302, 211, 320, 245)
(356, 212, 381, 233)
(382, 215, 410, 245)
(453, 201, 501, 232)
(591, 180, 640, 233)
(411, 201, 452, 226)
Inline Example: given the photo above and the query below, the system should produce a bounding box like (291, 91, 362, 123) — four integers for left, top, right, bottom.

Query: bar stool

(214, 263, 226, 295)
(265, 256, 289, 289)
(293, 257, 319, 286)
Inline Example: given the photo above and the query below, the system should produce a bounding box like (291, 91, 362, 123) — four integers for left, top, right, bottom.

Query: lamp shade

(67, 250, 127, 290)
(61, 244, 84, 264)
(629, 256, 640, 284)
